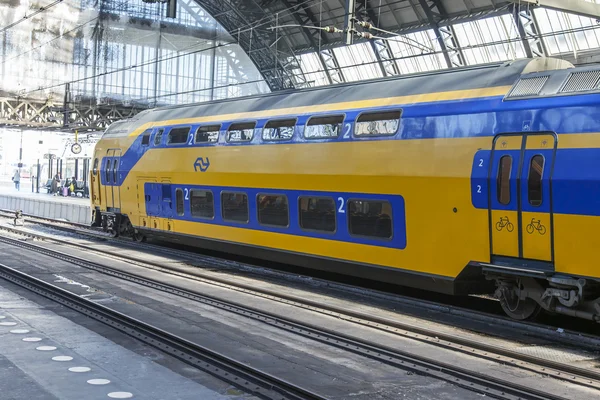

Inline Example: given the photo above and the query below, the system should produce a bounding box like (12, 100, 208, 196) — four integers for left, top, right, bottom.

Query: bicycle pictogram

(495, 216, 514, 232)
(526, 218, 546, 235)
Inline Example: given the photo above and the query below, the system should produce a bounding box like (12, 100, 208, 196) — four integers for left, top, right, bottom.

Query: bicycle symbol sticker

(526, 218, 546, 235)
(495, 216, 514, 232)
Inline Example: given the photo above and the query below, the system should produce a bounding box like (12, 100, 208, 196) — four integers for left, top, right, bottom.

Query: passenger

(69, 176, 76, 196)
(51, 173, 60, 196)
(12, 170, 20, 191)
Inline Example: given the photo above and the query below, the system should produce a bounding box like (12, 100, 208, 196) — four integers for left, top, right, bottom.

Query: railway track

(0, 229, 598, 399)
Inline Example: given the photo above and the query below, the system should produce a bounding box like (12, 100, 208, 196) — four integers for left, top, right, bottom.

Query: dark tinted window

(304, 115, 343, 139)
(176, 189, 184, 216)
(190, 190, 214, 219)
(168, 127, 190, 145)
(299, 197, 335, 232)
(528, 155, 544, 206)
(355, 110, 401, 136)
(195, 125, 220, 143)
(348, 199, 392, 239)
(141, 129, 152, 145)
(92, 158, 99, 175)
(263, 119, 296, 141)
(112, 159, 118, 183)
(228, 122, 255, 142)
(497, 155, 512, 205)
(221, 192, 249, 223)
(154, 129, 164, 146)
(257, 194, 289, 227)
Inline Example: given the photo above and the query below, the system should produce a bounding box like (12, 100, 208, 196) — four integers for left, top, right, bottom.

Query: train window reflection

(221, 192, 248, 223)
(141, 129, 152, 146)
(355, 110, 401, 136)
(299, 197, 335, 233)
(227, 122, 255, 142)
(304, 115, 343, 139)
(112, 159, 118, 183)
(497, 156, 512, 205)
(154, 129, 164, 146)
(195, 125, 220, 143)
(190, 190, 214, 219)
(528, 155, 544, 206)
(176, 189, 184, 216)
(262, 119, 296, 141)
(168, 127, 190, 145)
(92, 158, 99, 175)
(348, 200, 392, 239)
(257, 194, 289, 227)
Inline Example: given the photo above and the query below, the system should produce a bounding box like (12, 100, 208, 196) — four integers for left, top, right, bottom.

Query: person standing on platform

(12, 170, 20, 191)
(51, 173, 60, 196)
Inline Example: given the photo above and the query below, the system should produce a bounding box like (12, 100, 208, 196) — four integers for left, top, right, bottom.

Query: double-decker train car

(91, 57, 600, 322)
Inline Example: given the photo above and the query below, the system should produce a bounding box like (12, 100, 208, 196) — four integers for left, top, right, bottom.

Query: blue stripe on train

(143, 183, 407, 250)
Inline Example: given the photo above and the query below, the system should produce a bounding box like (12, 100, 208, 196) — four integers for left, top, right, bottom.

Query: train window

(195, 125, 220, 143)
(355, 110, 401, 136)
(497, 155, 512, 205)
(528, 155, 544, 207)
(299, 197, 335, 233)
(176, 189, 184, 216)
(168, 127, 190, 145)
(304, 115, 343, 139)
(221, 192, 249, 223)
(92, 158, 99, 175)
(262, 119, 296, 141)
(141, 129, 152, 146)
(190, 190, 214, 219)
(227, 122, 255, 142)
(348, 199, 392, 239)
(112, 159, 118, 183)
(154, 129, 164, 146)
(257, 194, 289, 227)
(104, 159, 110, 183)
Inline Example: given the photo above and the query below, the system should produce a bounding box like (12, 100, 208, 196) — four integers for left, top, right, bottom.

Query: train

(91, 57, 600, 322)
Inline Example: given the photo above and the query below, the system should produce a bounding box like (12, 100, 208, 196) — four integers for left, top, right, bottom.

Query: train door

(102, 157, 112, 210)
(161, 181, 173, 219)
(107, 149, 122, 211)
(91, 157, 101, 206)
(488, 133, 556, 271)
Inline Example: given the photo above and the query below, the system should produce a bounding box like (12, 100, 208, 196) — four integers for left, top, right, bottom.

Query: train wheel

(499, 290, 541, 320)
(132, 232, 146, 242)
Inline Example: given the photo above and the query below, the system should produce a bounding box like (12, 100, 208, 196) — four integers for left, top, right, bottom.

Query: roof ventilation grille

(506, 76, 549, 99)
(560, 70, 600, 93)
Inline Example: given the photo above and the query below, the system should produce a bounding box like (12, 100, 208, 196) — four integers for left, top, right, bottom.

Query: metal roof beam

(506, 0, 600, 20)
(511, 4, 548, 58)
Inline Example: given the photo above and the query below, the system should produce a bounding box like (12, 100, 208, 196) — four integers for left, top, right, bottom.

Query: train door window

(195, 125, 220, 143)
(304, 115, 343, 139)
(190, 190, 214, 219)
(112, 159, 118, 183)
(262, 119, 296, 141)
(141, 129, 152, 146)
(348, 199, 393, 239)
(92, 158, 99, 175)
(221, 192, 249, 223)
(227, 122, 255, 142)
(355, 110, 401, 136)
(167, 127, 190, 145)
(497, 156, 512, 205)
(257, 194, 289, 227)
(154, 129, 164, 146)
(528, 155, 544, 206)
(175, 188, 184, 216)
(299, 197, 336, 233)
(104, 159, 111, 183)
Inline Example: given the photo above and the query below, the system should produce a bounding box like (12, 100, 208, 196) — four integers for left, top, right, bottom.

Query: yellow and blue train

(91, 57, 600, 322)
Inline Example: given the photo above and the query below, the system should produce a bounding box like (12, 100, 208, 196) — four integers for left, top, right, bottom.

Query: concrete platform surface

(0, 282, 250, 400)
(0, 187, 90, 224)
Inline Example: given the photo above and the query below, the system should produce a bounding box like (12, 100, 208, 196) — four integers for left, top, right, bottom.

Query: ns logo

(193, 157, 210, 172)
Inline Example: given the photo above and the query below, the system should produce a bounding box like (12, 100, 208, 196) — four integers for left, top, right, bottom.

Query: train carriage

(90, 57, 600, 322)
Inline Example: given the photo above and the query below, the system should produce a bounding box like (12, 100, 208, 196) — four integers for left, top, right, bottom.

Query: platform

(0, 187, 90, 225)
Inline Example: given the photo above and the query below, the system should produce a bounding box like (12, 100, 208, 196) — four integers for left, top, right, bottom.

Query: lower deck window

(176, 189, 184, 216)
(299, 197, 335, 232)
(348, 200, 392, 239)
(190, 190, 214, 219)
(221, 192, 249, 222)
(257, 194, 289, 227)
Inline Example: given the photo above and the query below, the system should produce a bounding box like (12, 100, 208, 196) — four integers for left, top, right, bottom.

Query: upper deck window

(227, 122, 255, 142)
(262, 119, 296, 141)
(141, 129, 152, 146)
(195, 125, 220, 143)
(304, 115, 343, 139)
(355, 110, 401, 136)
(154, 129, 164, 146)
(168, 127, 191, 145)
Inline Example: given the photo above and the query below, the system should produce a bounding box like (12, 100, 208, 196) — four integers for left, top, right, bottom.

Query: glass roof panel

(333, 42, 382, 81)
(387, 30, 445, 74)
(298, 52, 330, 87)
(534, 7, 600, 55)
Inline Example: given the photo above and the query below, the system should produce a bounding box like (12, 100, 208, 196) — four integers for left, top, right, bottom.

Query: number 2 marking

(188, 135, 194, 145)
(477, 185, 482, 194)
(184, 188, 189, 200)
(337, 197, 345, 213)
(343, 123, 351, 139)
(478, 159, 484, 167)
